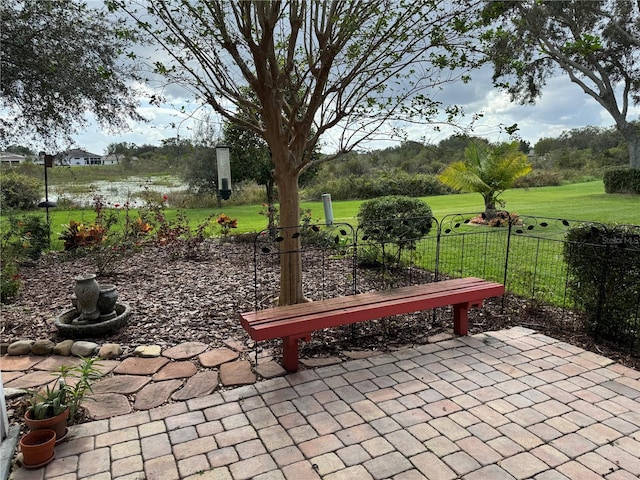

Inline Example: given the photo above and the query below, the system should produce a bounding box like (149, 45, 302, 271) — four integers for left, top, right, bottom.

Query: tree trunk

(623, 127, 640, 169)
(484, 194, 497, 220)
(265, 179, 277, 231)
(276, 172, 305, 306)
(612, 120, 640, 169)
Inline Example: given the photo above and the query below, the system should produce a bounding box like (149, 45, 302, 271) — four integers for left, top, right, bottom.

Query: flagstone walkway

(4, 327, 640, 479)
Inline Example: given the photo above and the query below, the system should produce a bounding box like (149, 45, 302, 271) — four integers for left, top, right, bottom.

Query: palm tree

(438, 141, 531, 219)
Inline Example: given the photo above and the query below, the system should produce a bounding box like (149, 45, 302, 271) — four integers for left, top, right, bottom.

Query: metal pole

(43, 159, 50, 225)
(38, 154, 56, 248)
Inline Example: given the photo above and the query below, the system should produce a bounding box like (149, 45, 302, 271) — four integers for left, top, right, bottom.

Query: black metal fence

(252, 213, 640, 350)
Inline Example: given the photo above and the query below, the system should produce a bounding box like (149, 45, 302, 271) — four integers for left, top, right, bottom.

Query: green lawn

(5, 180, 636, 306)
(42, 180, 637, 242)
(328, 180, 639, 224)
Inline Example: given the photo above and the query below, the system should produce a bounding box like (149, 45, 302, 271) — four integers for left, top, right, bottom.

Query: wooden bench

(240, 277, 505, 372)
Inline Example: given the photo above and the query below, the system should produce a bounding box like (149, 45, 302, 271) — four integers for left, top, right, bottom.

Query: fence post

(501, 213, 513, 310)
(435, 220, 442, 282)
(594, 239, 610, 341)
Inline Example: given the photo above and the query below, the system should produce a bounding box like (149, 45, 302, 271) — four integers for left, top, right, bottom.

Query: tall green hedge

(305, 170, 449, 201)
(603, 167, 640, 194)
(563, 223, 640, 348)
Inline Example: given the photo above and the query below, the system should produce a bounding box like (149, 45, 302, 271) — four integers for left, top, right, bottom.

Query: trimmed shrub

(603, 167, 640, 194)
(563, 223, 640, 348)
(0, 172, 42, 210)
(356, 196, 433, 268)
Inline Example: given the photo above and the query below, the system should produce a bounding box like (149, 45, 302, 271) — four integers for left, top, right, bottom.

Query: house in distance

(59, 149, 111, 166)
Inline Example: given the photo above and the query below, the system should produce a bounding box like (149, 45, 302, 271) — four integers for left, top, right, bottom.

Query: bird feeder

(216, 145, 231, 201)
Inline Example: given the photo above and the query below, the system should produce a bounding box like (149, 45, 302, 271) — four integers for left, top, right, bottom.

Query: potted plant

(24, 381, 70, 441)
(24, 356, 102, 443)
(19, 429, 56, 469)
(57, 356, 102, 423)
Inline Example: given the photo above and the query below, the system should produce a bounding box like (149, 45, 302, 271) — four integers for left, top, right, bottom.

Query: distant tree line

(3, 122, 634, 206)
(304, 123, 633, 201)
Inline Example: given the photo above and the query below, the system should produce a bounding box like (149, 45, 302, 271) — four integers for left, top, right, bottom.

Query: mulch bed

(3, 239, 638, 384)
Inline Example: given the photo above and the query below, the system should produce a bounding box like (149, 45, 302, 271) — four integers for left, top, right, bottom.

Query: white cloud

(73, 60, 637, 156)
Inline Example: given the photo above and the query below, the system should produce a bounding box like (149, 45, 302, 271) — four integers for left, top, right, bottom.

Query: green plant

(258, 202, 279, 235)
(136, 193, 218, 259)
(513, 169, 562, 188)
(305, 170, 450, 201)
(564, 223, 640, 348)
(603, 167, 640, 194)
(356, 196, 433, 270)
(27, 357, 102, 423)
(298, 208, 333, 247)
(0, 260, 20, 302)
(27, 382, 68, 420)
(0, 211, 49, 301)
(59, 195, 153, 274)
(57, 357, 102, 422)
(15, 214, 51, 259)
(0, 172, 42, 210)
(217, 213, 238, 238)
(438, 141, 532, 219)
(59, 219, 107, 250)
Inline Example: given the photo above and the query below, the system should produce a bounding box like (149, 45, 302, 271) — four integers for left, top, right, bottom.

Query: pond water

(48, 176, 187, 208)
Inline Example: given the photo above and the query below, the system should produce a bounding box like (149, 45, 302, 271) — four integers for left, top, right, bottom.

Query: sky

(71, 60, 631, 157)
(7, 0, 637, 157)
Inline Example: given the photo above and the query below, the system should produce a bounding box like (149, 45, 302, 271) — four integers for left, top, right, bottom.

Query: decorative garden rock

(70, 341, 99, 357)
(98, 343, 123, 359)
(7, 340, 33, 356)
(31, 339, 55, 356)
(133, 345, 162, 358)
(53, 340, 75, 356)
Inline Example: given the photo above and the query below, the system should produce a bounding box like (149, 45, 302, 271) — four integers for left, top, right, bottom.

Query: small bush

(59, 220, 106, 250)
(0, 211, 52, 301)
(60, 196, 152, 274)
(0, 172, 42, 210)
(139, 198, 218, 259)
(603, 167, 640, 194)
(14, 214, 50, 259)
(356, 196, 433, 268)
(564, 223, 640, 348)
(299, 208, 334, 248)
(1, 260, 20, 302)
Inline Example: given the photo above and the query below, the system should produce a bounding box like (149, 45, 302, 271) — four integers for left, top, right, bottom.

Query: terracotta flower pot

(19, 429, 56, 469)
(24, 407, 69, 443)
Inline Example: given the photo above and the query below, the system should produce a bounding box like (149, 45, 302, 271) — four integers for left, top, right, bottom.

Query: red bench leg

(453, 301, 482, 335)
(453, 302, 470, 335)
(282, 333, 311, 372)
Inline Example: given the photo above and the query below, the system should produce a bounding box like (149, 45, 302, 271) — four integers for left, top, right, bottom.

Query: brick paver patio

(7, 327, 640, 479)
